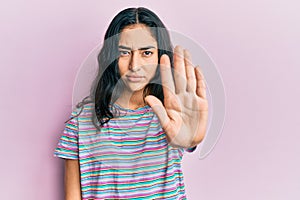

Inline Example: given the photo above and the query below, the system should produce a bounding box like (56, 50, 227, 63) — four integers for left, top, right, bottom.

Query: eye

(119, 50, 130, 57)
(143, 50, 153, 57)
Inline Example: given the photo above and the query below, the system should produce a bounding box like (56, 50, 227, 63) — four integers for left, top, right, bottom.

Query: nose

(129, 50, 141, 72)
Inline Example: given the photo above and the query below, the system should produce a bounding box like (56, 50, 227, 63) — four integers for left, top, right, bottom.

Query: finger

(160, 54, 175, 98)
(195, 66, 207, 99)
(145, 95, 170, 129)
(184, 49, 196, 92)
(173, 46, 186, 93)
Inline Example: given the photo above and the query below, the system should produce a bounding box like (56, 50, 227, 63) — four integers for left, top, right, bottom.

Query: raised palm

(145, 46, 208, 148)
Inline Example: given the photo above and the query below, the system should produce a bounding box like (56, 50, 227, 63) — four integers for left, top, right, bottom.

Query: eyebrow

(118, 45, 156, 51)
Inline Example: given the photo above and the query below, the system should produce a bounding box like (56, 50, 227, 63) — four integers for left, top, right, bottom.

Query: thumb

(145, 95, 170, 129)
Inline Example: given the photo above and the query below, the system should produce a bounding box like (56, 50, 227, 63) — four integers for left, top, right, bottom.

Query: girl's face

(118, 24, 159, 93)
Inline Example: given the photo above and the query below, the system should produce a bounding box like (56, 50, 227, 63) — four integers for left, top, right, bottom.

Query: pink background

(1, 0, 299, 199)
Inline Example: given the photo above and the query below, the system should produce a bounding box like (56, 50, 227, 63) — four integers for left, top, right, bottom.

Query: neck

(115, 89, 146, 110)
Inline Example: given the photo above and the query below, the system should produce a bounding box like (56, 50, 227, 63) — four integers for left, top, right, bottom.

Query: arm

(65, 159, 82, 200)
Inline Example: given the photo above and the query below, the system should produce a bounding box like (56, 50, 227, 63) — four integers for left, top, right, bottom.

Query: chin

(125, 83, 147, 93)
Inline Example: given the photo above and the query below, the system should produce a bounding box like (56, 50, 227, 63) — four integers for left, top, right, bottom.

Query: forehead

(119, 24, 157, 49)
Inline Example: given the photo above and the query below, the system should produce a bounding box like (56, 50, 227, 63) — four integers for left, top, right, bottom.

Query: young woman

(54, 7, 208, 200)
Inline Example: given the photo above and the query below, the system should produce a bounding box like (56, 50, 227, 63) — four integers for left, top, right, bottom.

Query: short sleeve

(177, 145, 197, 158)
(54, 108, 80, 159)
(185, 145, 197, 153)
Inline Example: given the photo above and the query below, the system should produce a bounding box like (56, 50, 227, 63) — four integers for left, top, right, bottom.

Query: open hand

(145, 46, 208, 148)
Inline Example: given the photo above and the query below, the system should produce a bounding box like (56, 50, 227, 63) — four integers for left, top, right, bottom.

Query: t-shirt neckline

(111, 103, 151, 113)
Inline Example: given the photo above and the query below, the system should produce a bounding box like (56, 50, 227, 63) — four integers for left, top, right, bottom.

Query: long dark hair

(66, 7, 174, 130)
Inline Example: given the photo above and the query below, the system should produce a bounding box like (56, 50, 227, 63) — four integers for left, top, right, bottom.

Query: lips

(126, 75, 145, 82)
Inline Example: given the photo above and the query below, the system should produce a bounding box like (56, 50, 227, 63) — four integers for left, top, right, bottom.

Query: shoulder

(66, 102, 99, 131)
(65, 101, 95, 123)
(73, 102, 95, 118)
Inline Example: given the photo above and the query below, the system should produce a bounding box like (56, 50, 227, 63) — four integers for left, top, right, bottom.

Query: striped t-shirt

(54, 102, 196, 200)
